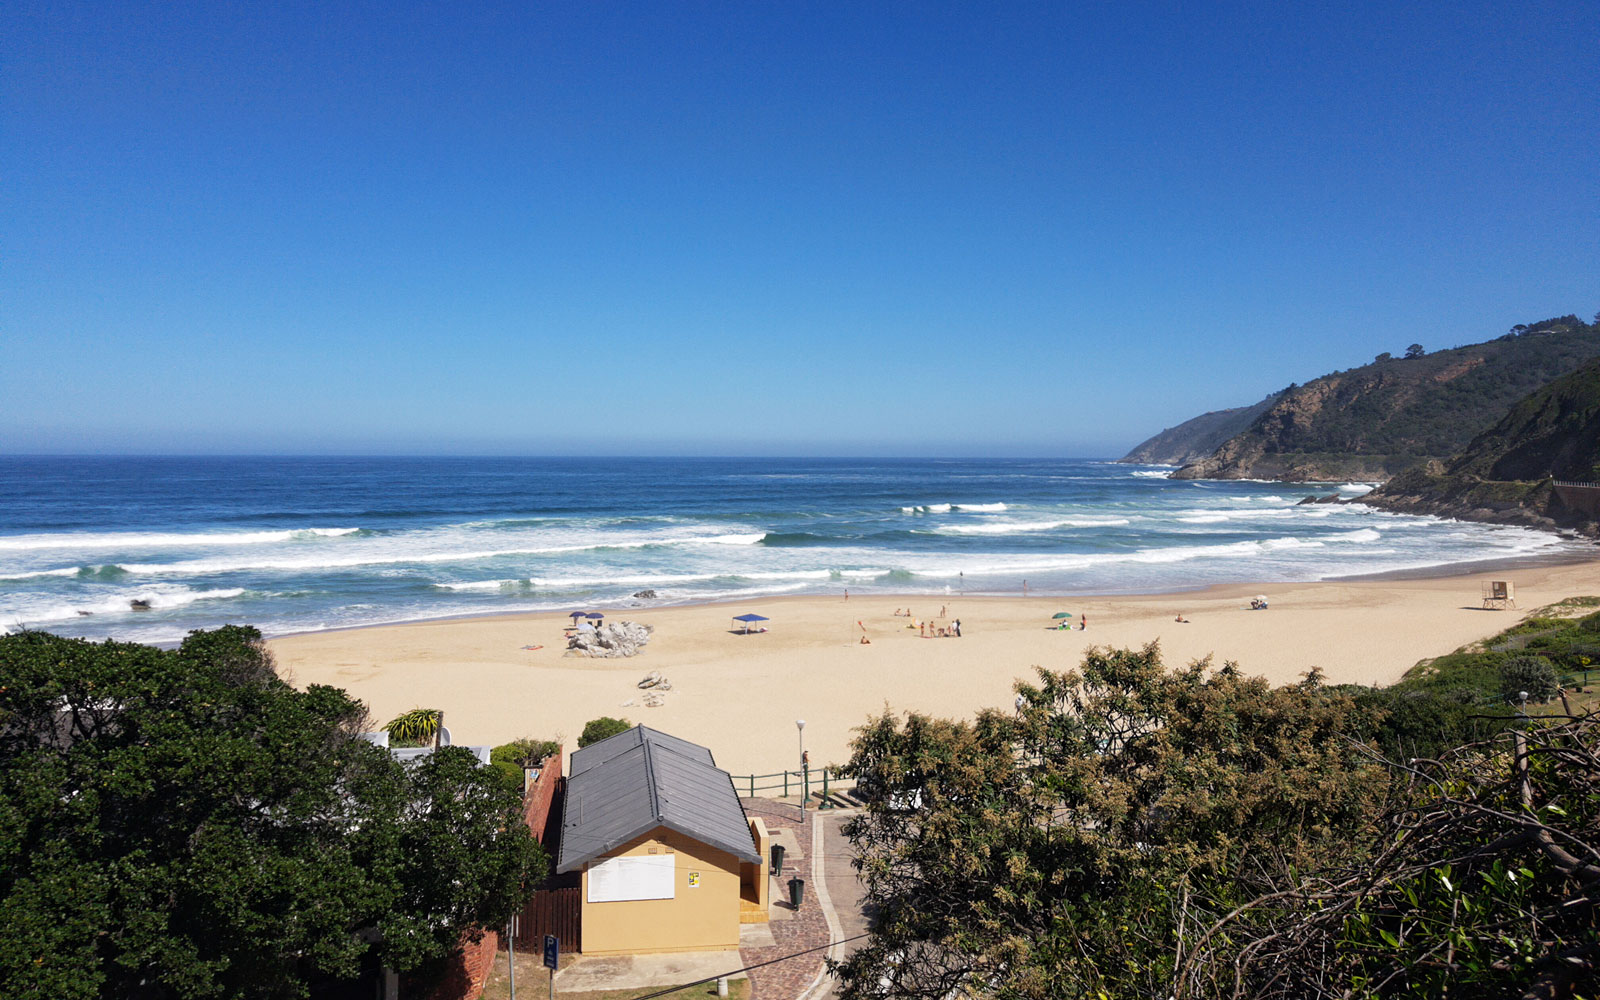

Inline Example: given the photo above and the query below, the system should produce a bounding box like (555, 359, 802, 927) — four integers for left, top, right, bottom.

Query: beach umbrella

(1051, 612, 1073, 619)
(568, 611, 587, 620)
(732, 612, 770, 634)
(585, 612, 605, 619)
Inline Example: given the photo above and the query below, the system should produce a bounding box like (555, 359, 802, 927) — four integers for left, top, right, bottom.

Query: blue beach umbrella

(732, 613, 770, 634)
(585, 612, 605, 620)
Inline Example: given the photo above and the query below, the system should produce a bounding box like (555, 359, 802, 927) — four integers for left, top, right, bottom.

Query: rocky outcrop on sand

(566, 621, 654, 658)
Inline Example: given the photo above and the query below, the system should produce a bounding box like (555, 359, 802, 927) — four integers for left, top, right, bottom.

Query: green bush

(1346, 687, 1514, 760)
(488, 738, 559, 797)
(578, 717, 632, 748)
(1499, 655, 1559, 703)
(1394, 651, 1507, 702)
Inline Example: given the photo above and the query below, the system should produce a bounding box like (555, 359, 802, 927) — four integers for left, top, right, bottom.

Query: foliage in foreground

(0, 627, 548, 1000)
(834, 643, 1599, 1000)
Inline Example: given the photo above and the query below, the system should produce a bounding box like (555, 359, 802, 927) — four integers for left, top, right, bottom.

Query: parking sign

(543, 934, 558, 970)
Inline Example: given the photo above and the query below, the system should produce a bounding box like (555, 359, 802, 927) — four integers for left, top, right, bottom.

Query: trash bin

(770, 844, 786, 876)
(788, 877, 805, 909)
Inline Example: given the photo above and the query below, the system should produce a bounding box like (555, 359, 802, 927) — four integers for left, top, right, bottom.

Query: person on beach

(940, 605, 946, 617)
(953, 619, 961, 637)
(1080, 614, 1087, 630)
(1175, 613, 1190, 623)
(920, 621, 927, 637)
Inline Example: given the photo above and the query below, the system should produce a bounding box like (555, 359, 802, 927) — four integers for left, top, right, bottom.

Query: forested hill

(1117, 394, 1280, 465)
(1362, 354, 1600, 534)
(1168, 315, 1600, 482)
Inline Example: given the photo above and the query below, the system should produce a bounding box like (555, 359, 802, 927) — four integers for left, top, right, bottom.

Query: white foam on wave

(691, 533, 766, 546)
(1130, 470, 1171, 479)
(1176, 508, 1295, 524)
(1332, 528, 1382, 543)
(0, 566, 83, 581)
(937, 517, 1131, 535)
(900, 502, 1006, 514)
(434, 579, 525, 592)
(0, 527, 360, 551)
(108, 528, 767, 577)
(3, 586, 248, 626)
(1338, 483, 1377, 494)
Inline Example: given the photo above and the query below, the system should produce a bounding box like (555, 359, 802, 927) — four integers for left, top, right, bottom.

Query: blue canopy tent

(732, 613, 769, 634)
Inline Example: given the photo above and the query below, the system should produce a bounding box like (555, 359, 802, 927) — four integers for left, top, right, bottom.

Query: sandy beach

(269, 558, 1600, 776)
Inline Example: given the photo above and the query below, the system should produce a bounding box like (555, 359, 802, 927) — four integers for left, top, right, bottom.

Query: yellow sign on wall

(687, 871, 702, 888)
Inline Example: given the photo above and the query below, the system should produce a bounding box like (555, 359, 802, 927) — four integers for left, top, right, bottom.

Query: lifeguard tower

(1482, 580, 1516, 610)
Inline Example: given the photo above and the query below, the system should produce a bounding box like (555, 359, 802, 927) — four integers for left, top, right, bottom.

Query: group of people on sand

(918, 618, 960, 638)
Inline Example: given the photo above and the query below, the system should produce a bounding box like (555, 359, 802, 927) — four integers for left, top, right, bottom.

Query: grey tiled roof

(568, 724, 715, 776)
(556, 725, 759, 872)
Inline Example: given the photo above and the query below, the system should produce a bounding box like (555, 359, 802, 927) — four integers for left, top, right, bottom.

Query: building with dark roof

(556, 725, 771, 955)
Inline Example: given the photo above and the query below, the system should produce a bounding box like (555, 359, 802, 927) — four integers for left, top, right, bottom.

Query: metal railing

(730, 767, 853, 808)
(1552, 480, 1600, 489)
(1560, 669, 1600, 689)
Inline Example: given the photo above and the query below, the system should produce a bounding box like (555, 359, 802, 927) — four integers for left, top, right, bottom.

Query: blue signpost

(544, 935, 559, 1000)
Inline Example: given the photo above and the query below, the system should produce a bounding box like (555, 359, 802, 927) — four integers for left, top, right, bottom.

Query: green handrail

(730, 767, 853, 800)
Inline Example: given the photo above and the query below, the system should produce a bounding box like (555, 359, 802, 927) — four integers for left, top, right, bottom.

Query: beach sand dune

(269, 559, 1600, 776)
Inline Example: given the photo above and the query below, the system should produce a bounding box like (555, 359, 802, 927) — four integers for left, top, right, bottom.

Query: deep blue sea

(0, 456, 1574, 644)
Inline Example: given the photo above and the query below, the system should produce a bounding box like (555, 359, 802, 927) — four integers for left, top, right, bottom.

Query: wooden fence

(510, 881, 580, 952)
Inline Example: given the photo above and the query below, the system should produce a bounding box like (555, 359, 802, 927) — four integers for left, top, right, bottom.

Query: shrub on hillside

(1499, 655, 1559, 703)
(578, 716, 631, 748)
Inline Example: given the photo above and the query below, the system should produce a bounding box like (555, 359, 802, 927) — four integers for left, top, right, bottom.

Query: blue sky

(4, 1, 1596, 456)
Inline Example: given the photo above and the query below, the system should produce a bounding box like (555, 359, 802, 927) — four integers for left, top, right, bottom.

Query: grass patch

(1529, 596, 1600, 618)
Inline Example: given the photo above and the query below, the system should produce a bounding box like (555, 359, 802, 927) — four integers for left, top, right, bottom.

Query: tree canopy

(578, 716, 632, 747)
(0, 626, 547, 999)
(834, 642, 1598, 999)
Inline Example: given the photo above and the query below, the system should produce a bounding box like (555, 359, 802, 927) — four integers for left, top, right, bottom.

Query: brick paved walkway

(740, 800, 830, 1000)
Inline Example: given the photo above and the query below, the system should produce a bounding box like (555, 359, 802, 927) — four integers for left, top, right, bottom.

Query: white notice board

(587, 854, 676, 902)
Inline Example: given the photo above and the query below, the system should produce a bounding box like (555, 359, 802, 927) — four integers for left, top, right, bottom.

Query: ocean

(0, 455, 1575, 645)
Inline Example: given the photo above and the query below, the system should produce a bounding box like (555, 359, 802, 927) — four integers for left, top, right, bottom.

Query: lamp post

(796, 719, 807, 815)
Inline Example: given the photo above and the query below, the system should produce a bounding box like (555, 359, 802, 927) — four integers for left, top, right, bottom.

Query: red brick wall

(407, 927, 500, 1000)
(522, 747, 563, 843)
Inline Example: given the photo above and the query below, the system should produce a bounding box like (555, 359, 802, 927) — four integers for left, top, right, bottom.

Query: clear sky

(3, 1, 1596, 457)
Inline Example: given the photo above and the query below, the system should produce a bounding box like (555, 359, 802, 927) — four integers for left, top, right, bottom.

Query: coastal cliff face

(1117, 395, 1279, 466)
(1360, 355, 1600, 537)
(1166, 315, 1600, 482)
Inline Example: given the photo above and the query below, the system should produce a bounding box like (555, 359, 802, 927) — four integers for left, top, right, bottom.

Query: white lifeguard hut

(1482, 580, 1516, 610)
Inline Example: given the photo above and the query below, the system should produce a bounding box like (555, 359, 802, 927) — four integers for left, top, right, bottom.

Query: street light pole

(796, 719, 806, 816)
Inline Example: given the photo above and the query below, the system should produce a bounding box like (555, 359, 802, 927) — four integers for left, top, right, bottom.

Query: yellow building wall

(579, 826, 746, 955)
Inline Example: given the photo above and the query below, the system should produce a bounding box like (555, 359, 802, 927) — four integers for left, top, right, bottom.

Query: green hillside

(1168, 314, 1600, 481)
(1363, 353, 1600, 533)
(1117, 394, 1281, 465)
